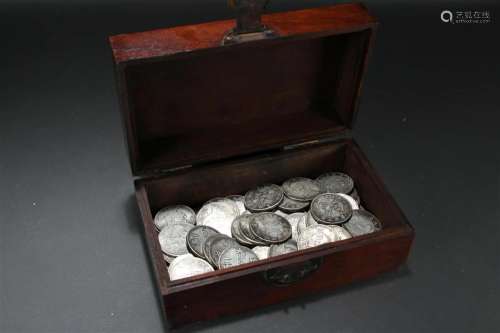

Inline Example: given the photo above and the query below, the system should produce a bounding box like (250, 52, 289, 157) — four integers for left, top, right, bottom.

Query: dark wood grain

(110, 3, 377, 175)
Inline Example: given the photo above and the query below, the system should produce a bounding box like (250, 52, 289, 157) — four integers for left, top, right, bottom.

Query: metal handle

(223, 0, 277, 45)
(263, 257, 323, 286)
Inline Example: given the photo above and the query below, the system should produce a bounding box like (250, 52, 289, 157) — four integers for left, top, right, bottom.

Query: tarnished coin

(297, 225, 334, 250)
(343, 210, 382, 236)
(238, 214, 267, 246)
(227, 195, 246, 215)
(269, 239, 298, 257)
(337, 193, 359, 210)
(186, 225, 219, 258)
(158, 222, 194, 257)
(244, 184, 283, 212)
(218, 246, 258, 269)
(296, 213, 309, 236)
(350, 188, 361, 204)
(286, 212, 306, 241)
(282, 177, 321, 202)
(315, 172, 354, 194)
(310, 193, 353, 224)
(208, 235, 240, 267)
(168, 254, 214, 280)
(252, 246, 270, 260)
(328, 225, 352, 241)
(163, 253, 175, 264)
(249, 212, 292, 244)
(278, 195, 310, 213)
(231, 215, 256, 246)
(196, 200, 239, 236)
(154, 205, 196, 231)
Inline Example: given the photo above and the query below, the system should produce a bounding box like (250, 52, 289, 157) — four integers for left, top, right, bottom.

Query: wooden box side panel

(164, 231, 412, 327)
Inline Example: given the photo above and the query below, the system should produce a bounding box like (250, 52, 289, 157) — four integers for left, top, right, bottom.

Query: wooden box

(109, 2, 414, 328)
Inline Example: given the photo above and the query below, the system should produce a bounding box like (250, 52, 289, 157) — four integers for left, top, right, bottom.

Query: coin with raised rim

(282, 177, 321, 202)
(168, 254, 214, 280)
(249, 212, 292, 244)
(310, 193, 353, 224)
(238, 214, 267, 246)
(278, 195, 310, 213)
(208, 235, 240, 267)
(337, 193, 359, 210)
(158, 222, 194, 257)
(244, 184, 283, 212)
(252, 246, 270, 260)
(231, 215, 256, 246)
(297, 225, 334, 250)
(315, 172, 354, 194)
(269, 239, 298, 257)
(187, 225, 219, 258)
(343, 210, 382, 236)
(196, 200, 239, 236)
(154, 205, 196, 231)
(218, 246, 258, 269)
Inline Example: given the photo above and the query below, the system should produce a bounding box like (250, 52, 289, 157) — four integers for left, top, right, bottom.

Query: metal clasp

(263, 257, 323, 286)
(222, 0, 277, 45)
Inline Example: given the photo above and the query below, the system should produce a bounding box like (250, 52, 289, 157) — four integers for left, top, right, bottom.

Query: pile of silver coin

(155, 172, 382, 280)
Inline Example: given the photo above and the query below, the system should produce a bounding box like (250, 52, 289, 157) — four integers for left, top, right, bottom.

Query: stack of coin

(155, 171, 382, 280)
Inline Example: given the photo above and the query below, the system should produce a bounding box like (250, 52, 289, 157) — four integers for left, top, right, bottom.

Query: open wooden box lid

(109, 3, 377, 176)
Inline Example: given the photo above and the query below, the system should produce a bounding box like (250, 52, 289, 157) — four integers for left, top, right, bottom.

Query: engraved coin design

(282, 177, 321, 202)
(327, 225, 352, 241)
(208, 235, 240, 267)
(315, 172, 354, 194)
(218, 246, 258, 269)
(343, 210, 382, 237)
(158, 222, 194, 257)
(227, 195, 246, 215)
(244, 184, 283, 212)
(187, 225, 219, 258)
(231, 215, 256, 246)
(310, 193, 353, 224)
(278, 195, 310, 213)
(168, 254, 214, 280)
(252, 246, 270, 260)
(154, 205, 196, 231)
(269, 239, 298, 257)
(238, 214, 267, 245)
(286, 212, 306, 241)
(249, 212, 292, 244)
(337, 193, 359, 210)
(297, 225, 334, 250)
(196, 200, 239, 237)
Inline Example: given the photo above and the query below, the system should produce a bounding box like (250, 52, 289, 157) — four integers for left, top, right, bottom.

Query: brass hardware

(263, 257, 323, 286)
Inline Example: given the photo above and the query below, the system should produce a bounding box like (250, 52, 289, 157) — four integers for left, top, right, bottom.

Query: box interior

(140, 140, 409, 285)
(123, 30, 372, 173)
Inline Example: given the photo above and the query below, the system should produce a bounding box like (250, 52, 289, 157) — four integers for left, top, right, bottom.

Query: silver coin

(154, 205, 196, 231)
(274, 210, 290, 218)
(158, 222, 194, 257)
(168, 254, 214, 280)
(252, 246, 270, 260)
(350, 188, 361, 204)
(231, 215, 256, 246)
(227, 195, 246, 215)
(208, 235, 240, 267)
(249, 212, 292, 244)
(310, 193, 353, 224)
(327, 225, 352, 241)
(186, 225, 219, 258)
(286, 212, 306, 241)
(244, 184, 283, 212)
(196, 200, 239, 237)
(336, 193, 359, 210)
(269, 239, 298, 257)
(163, 253, 175, 264)
(278, 195, 310, 213)
(282, 177, 321, 202)
(238, 214, 267, 246)
(315, 172, 354, 194)
(343, 210, 382, 236)
(306, 211, 319, 227)
(218, 246, 259, 269)
(203, 197, 240, 216)
(297, 225, 334, 250)
(296, 213, 309, 236)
